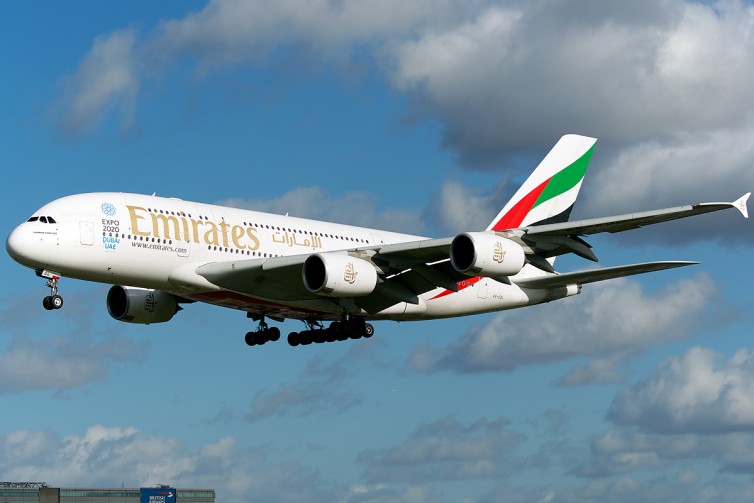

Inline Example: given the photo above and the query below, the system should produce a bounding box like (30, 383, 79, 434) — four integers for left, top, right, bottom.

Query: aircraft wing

(197, 255, 314, 301)
(194, 194, 748, 315)
(514, 193, 750, 262)
(194, 242, 469, 314)
(525, 193, 750, 237)
(514, 261, 697, 289)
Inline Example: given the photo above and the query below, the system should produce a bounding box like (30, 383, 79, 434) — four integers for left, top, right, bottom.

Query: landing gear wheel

(364, 323, 374, 338)
(39, 272, 63, 311)
(288, 332, 300, 347)
(268, 327, 281, 342)
(51, 295, 64, 310)
(245, 331, 257, 346)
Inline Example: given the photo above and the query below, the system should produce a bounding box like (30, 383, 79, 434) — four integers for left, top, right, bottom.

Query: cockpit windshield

(27, 216, 56, 223)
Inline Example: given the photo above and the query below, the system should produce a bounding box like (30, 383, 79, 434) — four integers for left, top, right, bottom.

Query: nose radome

(6, 225, 28, 263)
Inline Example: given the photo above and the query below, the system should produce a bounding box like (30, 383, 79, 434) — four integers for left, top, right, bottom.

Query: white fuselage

(6, 193, 575, 322)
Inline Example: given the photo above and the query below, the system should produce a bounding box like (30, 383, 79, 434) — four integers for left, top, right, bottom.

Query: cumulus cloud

(609, 346, 754, 435)
(408, 274, 718, 378)
(51, 1, 754, 246)
(357, 415, 523, 483)
(389, 0, 754, 164)
(571, 346, 754, 480)
(0, 425, 339, 503)
(0, 289, 148, 394)
(575, 428, 754, 478)
(246, 338, 389, 421)
(53, 28, 140, 136)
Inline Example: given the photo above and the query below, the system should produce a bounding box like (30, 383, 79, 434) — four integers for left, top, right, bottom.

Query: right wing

(508, 193, 750, 263)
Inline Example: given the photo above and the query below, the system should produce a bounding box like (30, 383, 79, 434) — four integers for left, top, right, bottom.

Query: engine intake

(303, 253, 378, 297)
(450, 232, 526, 277)
(107, 286, 179, 324)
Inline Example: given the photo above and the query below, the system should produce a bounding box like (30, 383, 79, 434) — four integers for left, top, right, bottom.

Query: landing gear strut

(245, 316, 281, 346)
(38, 270, 63, 311)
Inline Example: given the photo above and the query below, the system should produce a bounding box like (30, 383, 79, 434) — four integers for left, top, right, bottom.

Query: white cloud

(609, 346, 754, 434)
(246, 338, 389, 421)
(357, 416, 523, 483)
(53, 29, 139, 136)
(408, 274, 718, 376)
(0, 425, 339, 503)
(388, 0, 754, 164)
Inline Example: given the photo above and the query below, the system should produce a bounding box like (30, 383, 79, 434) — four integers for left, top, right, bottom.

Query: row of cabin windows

(106, 232, 284, 258)
(144, 207, 371, 245)
(29, 208, 371, 246)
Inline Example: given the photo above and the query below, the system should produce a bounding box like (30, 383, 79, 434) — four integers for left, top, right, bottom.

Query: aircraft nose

(6, 225, 29, 263)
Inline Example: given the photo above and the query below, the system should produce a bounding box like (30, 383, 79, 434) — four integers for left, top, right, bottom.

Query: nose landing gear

(37, 270, 63, 311)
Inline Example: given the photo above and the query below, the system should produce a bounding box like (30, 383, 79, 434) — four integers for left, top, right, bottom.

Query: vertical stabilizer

(487, 134, 597, 231)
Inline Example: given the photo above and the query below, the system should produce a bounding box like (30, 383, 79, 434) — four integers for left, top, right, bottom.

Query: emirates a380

(6, 135, 750, 347)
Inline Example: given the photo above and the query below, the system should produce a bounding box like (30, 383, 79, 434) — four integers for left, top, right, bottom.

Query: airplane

(5, 134, 750, 348)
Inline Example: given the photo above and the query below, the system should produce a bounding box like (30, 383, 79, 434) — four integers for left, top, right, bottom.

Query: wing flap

(514, 261, 698, 289)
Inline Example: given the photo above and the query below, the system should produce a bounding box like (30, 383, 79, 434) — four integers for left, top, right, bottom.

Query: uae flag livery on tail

(488, 134, 597, 231)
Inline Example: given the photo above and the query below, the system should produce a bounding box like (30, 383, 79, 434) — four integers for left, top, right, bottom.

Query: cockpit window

(26, 216, 56, 223)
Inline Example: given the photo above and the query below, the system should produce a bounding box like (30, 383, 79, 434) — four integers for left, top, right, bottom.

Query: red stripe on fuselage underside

(491, 177, 550, 231)
(429, 276, 483, 300)
(430, 178, 550, 300)
(186, 290, 319, 319)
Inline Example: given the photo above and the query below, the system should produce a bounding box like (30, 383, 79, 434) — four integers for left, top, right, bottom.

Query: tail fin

(487, 134, 597, 231)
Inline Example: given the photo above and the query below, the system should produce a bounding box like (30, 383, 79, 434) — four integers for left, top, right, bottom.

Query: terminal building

(0, 483, 215, 503)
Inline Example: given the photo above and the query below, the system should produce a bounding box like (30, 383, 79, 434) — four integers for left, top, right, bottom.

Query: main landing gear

(287, 317, 374, 347)
(243, 314, 375, 348)
(37, 270, 63, 311)
(245, 316, 281, 347)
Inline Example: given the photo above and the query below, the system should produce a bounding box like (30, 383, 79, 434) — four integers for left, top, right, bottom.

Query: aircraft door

(477, 278, 488, 299)
(80, 221, 94, 246)
(177, 239, 191, 258)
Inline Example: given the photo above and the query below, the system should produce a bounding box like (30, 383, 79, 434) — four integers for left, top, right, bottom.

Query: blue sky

(2, 1, 754, 502)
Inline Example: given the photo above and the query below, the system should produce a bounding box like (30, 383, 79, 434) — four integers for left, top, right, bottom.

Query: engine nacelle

(302, 253, 378, 297)
(107, 286, 179, 324)
(450, 232, 526, 277)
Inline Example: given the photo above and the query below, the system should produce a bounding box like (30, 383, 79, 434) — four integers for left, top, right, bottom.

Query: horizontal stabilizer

(514, 261, 698, 289)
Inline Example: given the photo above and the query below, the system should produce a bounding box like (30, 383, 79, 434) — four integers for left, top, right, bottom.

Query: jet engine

(450, 232, 526, 277)
(302, 253, 378, 297)
(106, 286, 180, 324)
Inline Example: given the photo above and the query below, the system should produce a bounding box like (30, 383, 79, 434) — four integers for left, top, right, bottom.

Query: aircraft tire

(364, 323, 374, 338)
(245, 332, 257, 346)
(51, 295, 64, 309)
(288, 332, 299, 346)
(42, 296, 54, 311)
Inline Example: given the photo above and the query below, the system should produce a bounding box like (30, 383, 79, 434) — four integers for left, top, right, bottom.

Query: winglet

(734, 192, 750, 219)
